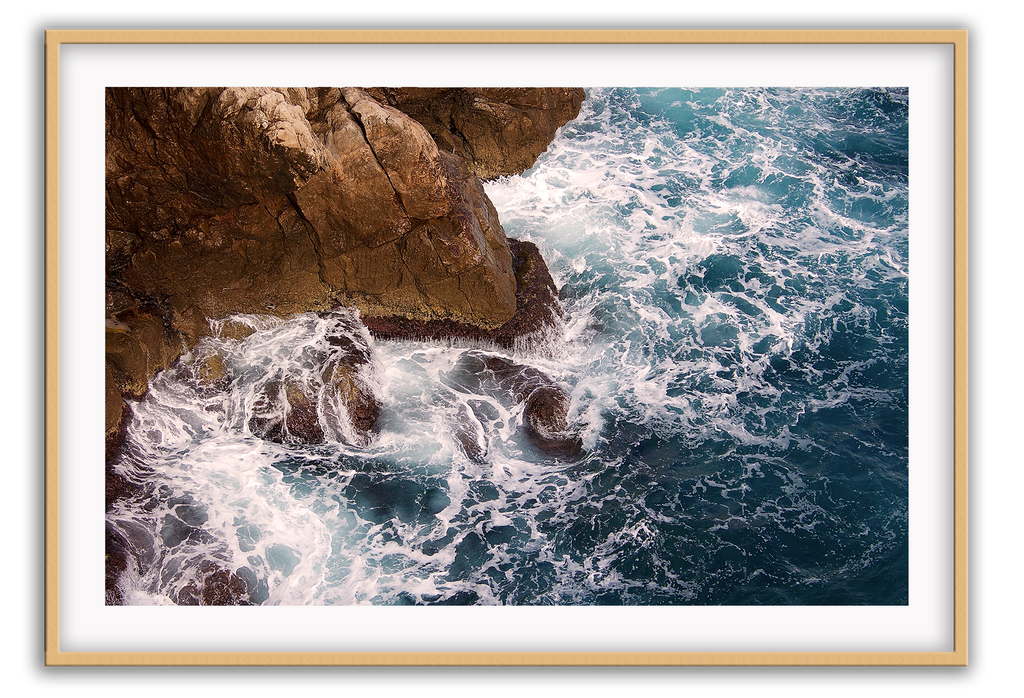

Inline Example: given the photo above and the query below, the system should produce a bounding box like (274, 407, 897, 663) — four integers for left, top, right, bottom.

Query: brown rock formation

(104, 86, 585, 605)
(107, 86, 522, 335)
(105, 86, 582, 460)
(105, 288, 184, 455)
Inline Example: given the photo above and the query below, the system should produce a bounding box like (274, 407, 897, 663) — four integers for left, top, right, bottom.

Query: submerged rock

(442, 351, 582, 459)
(105, 519, 157, 605)
(104, 524, 133, 605)
(173, 560, 254, 606)
(433, 389, 488, 463)
(523, 385, 582, 459)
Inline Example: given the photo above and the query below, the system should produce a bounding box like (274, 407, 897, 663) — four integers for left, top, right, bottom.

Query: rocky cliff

(105, 87, 584, 458)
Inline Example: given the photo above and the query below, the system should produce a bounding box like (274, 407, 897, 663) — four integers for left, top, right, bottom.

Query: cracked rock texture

(105, 87, 582, 458)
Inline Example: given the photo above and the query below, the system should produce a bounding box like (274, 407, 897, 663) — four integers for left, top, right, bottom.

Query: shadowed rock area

(363, 88, 586, 180)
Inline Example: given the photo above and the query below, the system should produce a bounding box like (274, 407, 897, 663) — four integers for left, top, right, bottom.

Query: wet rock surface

(433, 389, 489, 463)
(173, 560, 254, 606)
(441, 351, 582, 459)
(107, 486, 256, 606)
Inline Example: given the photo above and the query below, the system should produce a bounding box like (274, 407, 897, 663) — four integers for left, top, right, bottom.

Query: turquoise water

(109, 87, 909, 605)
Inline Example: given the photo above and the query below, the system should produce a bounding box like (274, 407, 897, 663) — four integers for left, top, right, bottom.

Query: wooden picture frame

(41, 29, 966, 667)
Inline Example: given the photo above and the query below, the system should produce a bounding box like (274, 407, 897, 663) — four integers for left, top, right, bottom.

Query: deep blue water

(109, 87, 909, 605)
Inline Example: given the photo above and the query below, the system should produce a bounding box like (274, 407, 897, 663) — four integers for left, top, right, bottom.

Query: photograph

(103, 84, 910, 608)
(48, 32, 962, 663)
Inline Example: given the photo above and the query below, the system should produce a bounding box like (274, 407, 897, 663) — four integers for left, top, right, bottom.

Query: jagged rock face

(301, 89, 517, 328)
(364, 88, 587, 180)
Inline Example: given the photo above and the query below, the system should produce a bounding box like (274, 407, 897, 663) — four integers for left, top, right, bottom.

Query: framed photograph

(45, 29, 967, 666)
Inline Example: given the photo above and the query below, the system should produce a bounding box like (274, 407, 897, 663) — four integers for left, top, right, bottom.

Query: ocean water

(108, 87, 909, 605)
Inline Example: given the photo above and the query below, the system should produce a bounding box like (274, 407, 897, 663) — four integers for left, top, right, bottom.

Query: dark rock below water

(452, 401, 488, 463)
(105, 464, 141, 512)
(173, 560, 254, 606)
(105, 525, 133, 605)
(107, 525, 255, 606)
(524, 385, 582, 459)
(105, 519, 158, 605)
(442, 351, 582, 459)
(434, 389, 488, 463)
